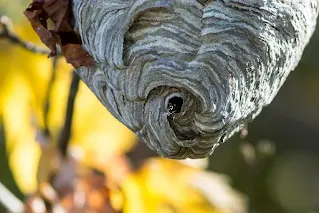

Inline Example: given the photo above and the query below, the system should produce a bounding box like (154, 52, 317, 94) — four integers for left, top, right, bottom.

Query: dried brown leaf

(24, 0, 94, 67)
(62, 44, 95, 68)
(24, 1, 57, 57)
(24, 168, 119, 213)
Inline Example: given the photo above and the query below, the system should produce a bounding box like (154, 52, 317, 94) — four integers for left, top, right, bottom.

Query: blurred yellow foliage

(121, 159, 236, 213)
(0, 19, 136, 194)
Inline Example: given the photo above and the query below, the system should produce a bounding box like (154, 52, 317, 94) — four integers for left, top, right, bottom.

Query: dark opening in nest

(167, 96, 184, 114)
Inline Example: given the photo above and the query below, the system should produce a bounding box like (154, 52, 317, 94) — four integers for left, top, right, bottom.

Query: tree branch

(43, 57, 59, 138)
(58, 71, 80, 157)
(126, 141, 158, 169)
(0, 182, 24, 213)
(0, 16, 50, 55)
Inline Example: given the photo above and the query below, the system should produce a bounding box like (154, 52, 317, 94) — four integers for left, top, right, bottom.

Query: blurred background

(0, 1, 318, 213)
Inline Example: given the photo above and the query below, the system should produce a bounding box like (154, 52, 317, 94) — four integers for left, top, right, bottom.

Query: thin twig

(0, 182, 24, 213)
(43, 57, 59, 138)
(126, 141, 158, 169)
(0, 16, 50, 55)
(58, 71, 80, 157)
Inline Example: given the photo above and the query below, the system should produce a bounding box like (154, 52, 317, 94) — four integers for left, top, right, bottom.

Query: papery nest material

(28, 0, 319, 159)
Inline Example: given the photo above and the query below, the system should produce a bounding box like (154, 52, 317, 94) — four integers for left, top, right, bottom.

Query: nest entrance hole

(167, 96, 184, 114)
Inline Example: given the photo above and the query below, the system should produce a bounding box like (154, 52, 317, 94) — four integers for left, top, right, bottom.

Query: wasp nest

(72, 0, 318, 159)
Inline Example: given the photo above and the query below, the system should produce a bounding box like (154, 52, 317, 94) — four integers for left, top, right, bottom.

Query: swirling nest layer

(72, 0, 318, 159)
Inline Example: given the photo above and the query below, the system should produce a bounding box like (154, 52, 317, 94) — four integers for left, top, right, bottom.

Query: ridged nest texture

(72, 0, 318, 159)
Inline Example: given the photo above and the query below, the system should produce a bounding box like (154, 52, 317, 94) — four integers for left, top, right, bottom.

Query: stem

(43, 57, 58, 138)
(0, 182, 24, 213)
(58, 71, 80, 157)
(0, 16, 50, 55)
(126, 141, 158, 169)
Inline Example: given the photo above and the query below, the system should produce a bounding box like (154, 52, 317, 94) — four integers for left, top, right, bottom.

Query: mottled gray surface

(71, 0, 318, 159)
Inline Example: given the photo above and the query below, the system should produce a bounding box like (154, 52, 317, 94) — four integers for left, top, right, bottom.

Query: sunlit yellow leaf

(70, 82, 136, 168)
(1, 75, 41, 193)
(8, 139, 41, 194)
(121, 159, 222, 213)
